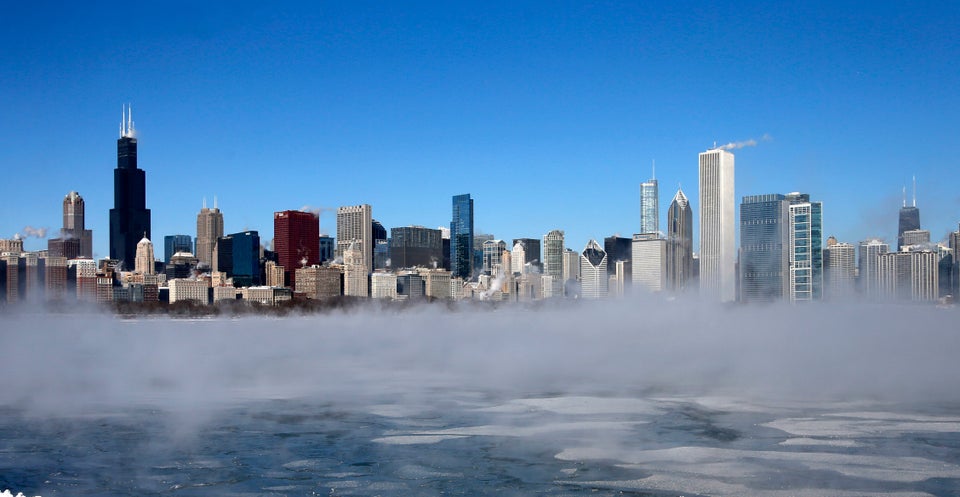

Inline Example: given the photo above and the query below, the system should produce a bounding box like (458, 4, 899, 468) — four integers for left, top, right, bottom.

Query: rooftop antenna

(902, 186, 906, 208)
(214, 196, 218, 209)
(652, 159, 656, 180)
(127, 103, 133, 136)
(912, 176, 916, 207)
(203, 197, 207, 209)
(120, 105, 124, 138)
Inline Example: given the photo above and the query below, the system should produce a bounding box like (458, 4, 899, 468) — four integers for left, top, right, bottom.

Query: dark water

(2, 394, 959, 497)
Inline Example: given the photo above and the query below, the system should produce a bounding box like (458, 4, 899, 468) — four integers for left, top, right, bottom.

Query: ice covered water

(2, 304, 959, 496)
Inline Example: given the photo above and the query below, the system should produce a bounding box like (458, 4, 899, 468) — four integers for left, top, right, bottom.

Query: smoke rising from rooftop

(717, 133, 772, 151)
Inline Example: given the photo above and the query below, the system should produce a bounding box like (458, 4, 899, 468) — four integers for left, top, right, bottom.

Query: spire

(214, 196, 218, 209)
(902, 186, 906, 208)
(912, 176, 917, 207)
(203, 197, 207, 209)
(652, 159, 656, 180)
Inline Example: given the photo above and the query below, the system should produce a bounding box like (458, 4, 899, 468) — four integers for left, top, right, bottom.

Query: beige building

(265, 260, 285, 287)
(196, 198, 224, 268)
(169, 278, 210, 304)
(336, 204, 373, 272)
(135, 236, 155, 275)
(419, 268, 452, 300)
(296, 265, 342, 299)
(343, 242, 368, 297)
(371, 271, 398, 299)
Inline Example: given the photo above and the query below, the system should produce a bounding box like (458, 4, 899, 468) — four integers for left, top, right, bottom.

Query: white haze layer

(2, 300, 960, 416)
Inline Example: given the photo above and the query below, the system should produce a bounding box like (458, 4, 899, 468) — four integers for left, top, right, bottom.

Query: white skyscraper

(640, 163, 658, 234)
(698, 148, 736, 302)
(858, 238, 889, 299)
(511, 241, 526, 274)
(336, 204, 373, 273)
(579, 240, 608, 299)
(631, 233, 666, 293)
(824, 240, 856, 301)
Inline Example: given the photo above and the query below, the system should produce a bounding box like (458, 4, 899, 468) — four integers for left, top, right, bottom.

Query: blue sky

(2, 2, 959, 258)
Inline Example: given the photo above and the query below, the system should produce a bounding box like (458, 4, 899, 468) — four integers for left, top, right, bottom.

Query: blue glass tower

(739, 194, 790, 302)
(450, 194, 474, 280)
(229, 231, 261, 287)
(164, 234, 193, 263)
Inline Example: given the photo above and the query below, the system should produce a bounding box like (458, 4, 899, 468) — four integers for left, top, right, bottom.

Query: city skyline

(2, 3, 959, 257)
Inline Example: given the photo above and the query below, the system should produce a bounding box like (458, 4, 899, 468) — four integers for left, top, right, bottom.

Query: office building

(512, 238, 541, 270)
(897, 180, 921, 251)
(640, 166, 658, 234)
(631, 233, 666, 293)
(542, 230, 565, 296)
(604, 236, 632, 277)
(48, 237, 81, 260)
(823, 239, 856, 301)
(109, 105, 151, 268)
(878, 250, 939, 301)
(169, 278, 209, 304)
(196, 198, 224, 268)
(666, 187, 693, 292)
(901, 229, 931, 248)
(296, 265, 342, 299)
(950, 224, 960, 297)
(580, 240, 608, 299)
(274, 210, 320, 288)
(739, 194, 790, 302)
(372, 219, 387, 258)
(336, 204, 373, 273)
(60, 191, 93, 258)
(214, 231, 260, 287)
(0, 238, 24, 254)
(343, 242, 368, 297)
(390, 226, 443, 269)
(164, 235, 192, 264)
(134, 236, 155, 275)
(481, 239, 507, 275)
(371, 271, 398, 299)
(698, 148, 736, 302)
(397, 272, 424, 299)
(420, 268, 452, 300)
(450, 194, 474, 280)
(511, 241, 526, 274)
(319, 235, 334, 263)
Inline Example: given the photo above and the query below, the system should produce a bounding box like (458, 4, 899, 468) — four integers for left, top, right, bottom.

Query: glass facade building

(786, 193, 822, 302)
(164, 235, 192, 264)
(389, 226, 443, 269)
(739, 194, 790, 302)
(450, 194, 474, 280)
(640, 177, 658, 234)
(109, 107, 151, 268)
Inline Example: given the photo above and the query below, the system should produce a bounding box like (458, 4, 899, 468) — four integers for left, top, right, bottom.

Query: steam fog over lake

(2, 301, 959, 496)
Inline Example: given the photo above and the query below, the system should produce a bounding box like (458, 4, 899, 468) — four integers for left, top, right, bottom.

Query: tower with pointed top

(897, 178, 921, 251)
(196, 197, 224, 268)
(109, 104, 151, 268)
(135, 235, 155, 275)
(666, 187, 694, 292)
(640, 161, 659, 235)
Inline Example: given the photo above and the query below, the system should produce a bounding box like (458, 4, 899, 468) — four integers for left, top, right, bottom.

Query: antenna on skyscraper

(652, 159, 656, 180)
(214, 196, 218, 209)
(127, 103, 133, 135)
(902, 186, 907, 208)
(203, 197, 207, 209)
(912, 176, 916, 207)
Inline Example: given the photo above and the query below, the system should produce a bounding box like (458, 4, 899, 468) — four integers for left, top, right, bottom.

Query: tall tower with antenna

(109, 104, 152, 268)
(640, 160, 659, 234)
(897, 176, 921, 251)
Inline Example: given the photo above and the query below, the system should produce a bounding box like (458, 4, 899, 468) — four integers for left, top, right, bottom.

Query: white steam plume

(717, 133, 772, 151)
(19, 226, 48, 239)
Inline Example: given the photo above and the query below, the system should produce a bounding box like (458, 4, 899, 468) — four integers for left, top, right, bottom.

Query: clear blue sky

(2, 2, 959, 258)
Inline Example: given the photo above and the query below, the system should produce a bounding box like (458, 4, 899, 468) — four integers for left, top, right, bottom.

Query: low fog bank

(2, 301, 959, 416)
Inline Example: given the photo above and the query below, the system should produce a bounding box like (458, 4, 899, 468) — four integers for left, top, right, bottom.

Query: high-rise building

(542, 230, 565, 296)
(164, 235, 192, 264)
(450, 194, 474, 280)
(109, 105, 151, 268)
(319, 235, 335, 263)
(878, 249, 939, 301)
(134, 236, 155, 275)
(482, 239, 507, 275)
(858, 239, 889, 299)
(343, 242, 368, 297)
(739, 194, 790, 302)
(901, 229, 931, 248)
(897, 180, 921, 251)
(336, 204, 373, 273)
(512, 238, 541, 270)
(666, 188, 693, 292)
(390, 226, 443, 269)
(824, 239, 856, 301)
(579, 240, 608, 299)
(196, 198, 224, 268)
(274, 210, 320, 289)
(370, 271, 397, 299)
(698, 148, 736, 302)
(215, 231, 261, 287)
(61, 191, 93, 258)
(511, 241, 526, 274)
(632, 233, 666, 293)
(640, 166, 659, 234)
(950, 223, 960, 297)
(786, 193, 822, 302)
(603, 236, 632, 277)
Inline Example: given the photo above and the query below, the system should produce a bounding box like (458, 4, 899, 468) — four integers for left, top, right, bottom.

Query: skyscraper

(542, 230, 565, 296)
(450, 194, 474, 280)
(858, 238, 889, 299)
(632, 233, 666, 293)
(511, 241, 526, 274)
(666, 188, 693, 292)
(512, 238, 542, 270)
(274, 210, 320, 288)
(482, 239, 507, 275)
(336, 204, 373, 273)
(786, 193, 823, 302)
(390, 226, 443, 269)
(603, 236, 632, 276)
(698, 148, 735, 302)
(640, 164, 658, 234)
(164, 235, 193, 264)
(134, 236, 155, 275)
(61, 191, 93, 258)
(579, 240, 608, 299)
(196, 198, 224, 268)
(897, 180, 921, 251)
(739, 194, 790, 303)
(109, 105, 151, 268)
(824, 239, 856, 301)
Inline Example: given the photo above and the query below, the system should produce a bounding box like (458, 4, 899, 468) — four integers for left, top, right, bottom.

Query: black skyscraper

(109, 105, 151, 268)
(897, 182, 920, 251)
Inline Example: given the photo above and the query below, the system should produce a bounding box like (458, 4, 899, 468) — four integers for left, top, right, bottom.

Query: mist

(2, 300, 958, 418)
